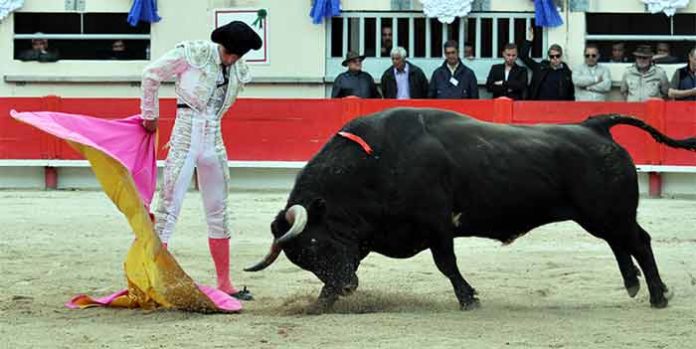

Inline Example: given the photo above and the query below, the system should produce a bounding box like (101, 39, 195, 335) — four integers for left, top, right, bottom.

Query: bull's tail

(582, 114, 696, 151)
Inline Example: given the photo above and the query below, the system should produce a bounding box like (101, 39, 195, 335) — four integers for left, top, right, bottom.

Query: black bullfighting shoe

(230, 286, 253, 301)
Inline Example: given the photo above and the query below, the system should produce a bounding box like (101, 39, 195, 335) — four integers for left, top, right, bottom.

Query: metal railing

(325, 11, 545, 84)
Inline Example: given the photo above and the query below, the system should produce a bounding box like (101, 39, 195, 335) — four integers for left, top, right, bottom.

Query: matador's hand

(142, 119, 158, 133)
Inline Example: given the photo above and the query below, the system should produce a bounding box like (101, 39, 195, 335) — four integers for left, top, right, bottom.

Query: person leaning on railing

(428, 40, 478, 99)
(485, 43, 527, 100)
(572, 44, 612, 102)
(667, 47, 696, 101)
(620, 45, 670, 102)
(380, 46, 429, 99)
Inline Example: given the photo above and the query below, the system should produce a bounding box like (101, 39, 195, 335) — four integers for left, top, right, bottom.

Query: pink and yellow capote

(10, 110, 242, 313)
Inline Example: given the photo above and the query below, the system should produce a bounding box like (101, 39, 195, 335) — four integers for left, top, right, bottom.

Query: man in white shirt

(573, 44, 612, 101)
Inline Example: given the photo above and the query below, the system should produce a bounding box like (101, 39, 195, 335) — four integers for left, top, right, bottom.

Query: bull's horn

(244, 244, 282, 272)
(243, 205, 308, 272)
(275, 204, 308, 246)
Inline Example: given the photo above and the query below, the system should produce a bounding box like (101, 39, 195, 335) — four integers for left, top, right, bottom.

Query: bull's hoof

(625, 282, 640, 298)
(650, 297, 669, 309)
(663, 285, 674, 301)
(306, 301, 334, 315)
(306, 304, 326, 315)
(649, 284, 673, 309)
(459, 297, 481, 311)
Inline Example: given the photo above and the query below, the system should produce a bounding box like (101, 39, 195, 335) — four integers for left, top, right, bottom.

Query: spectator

(428, 40, 478, 99)
(18, 35, 59, 62)
(653, 42, 679, 64)
(106, 40, 129, 60)
(331, 51, 381, 98)
(620, 45, 669, 102)
(380, 46, 429, 99)
(605, 42, 629, 63)
(485, 43, 527, 100)
(520, 27, 574, 101)
(381, 26, 393, 57)
(573, 44, 612, 101)
(668, 47, 696, 101)
(464, 43, 475, 61)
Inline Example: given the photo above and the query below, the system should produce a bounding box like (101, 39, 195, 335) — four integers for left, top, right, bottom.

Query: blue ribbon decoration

(310, 0, 341, 25)
(534, 0, 563, 27)
(127, 0, 162, 27)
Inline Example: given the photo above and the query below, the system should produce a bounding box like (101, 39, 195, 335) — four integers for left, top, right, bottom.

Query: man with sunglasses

(620, 45, 669, 102)
(572, 44, 611, 101)
(520, 27, 574, 101)
(139, 21, 262, 301)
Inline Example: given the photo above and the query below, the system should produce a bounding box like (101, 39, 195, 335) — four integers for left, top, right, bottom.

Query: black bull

(246, 107, 695, 313)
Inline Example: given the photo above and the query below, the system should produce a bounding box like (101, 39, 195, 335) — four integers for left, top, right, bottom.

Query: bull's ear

(308, 198, 327, 221)
(271, 210, 290, 238)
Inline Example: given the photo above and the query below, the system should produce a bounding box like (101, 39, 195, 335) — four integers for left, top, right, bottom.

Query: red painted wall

(1, 97, 694, 166)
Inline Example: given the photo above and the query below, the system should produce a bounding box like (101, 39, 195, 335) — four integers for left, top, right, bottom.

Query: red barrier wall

(1, 97, 694, 166)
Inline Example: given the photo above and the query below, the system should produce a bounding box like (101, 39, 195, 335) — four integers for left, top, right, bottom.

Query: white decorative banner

(420, 0, 475, 24)
(215, 9, 269, 64)
(641, 0, 690, 17)
(0, 0, 24, 21)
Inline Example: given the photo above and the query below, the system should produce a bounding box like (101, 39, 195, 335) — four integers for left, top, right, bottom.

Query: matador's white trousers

(155, 111, 230, 243)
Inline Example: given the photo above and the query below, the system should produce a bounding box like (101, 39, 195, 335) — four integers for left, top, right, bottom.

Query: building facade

(0, 0, 694, 100)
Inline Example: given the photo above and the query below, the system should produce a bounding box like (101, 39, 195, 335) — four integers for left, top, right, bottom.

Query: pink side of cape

(11, 110, 242, 313)
(65, 285, 242, 312)
(10, 110, 156, 207)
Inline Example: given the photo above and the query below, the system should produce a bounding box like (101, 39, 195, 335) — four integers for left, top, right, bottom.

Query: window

(329, 12, 543, 59)
(13, 12, 151, 61)
(585, 13, 696, 63)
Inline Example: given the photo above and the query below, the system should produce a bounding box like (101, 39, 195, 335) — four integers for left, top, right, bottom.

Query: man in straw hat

(620, 45, 669, 102)
(331, 51, 381, 98)
(139, 20, 262, 301)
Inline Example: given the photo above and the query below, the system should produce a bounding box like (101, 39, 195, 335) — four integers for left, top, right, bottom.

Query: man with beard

(620, 45, 669, 101)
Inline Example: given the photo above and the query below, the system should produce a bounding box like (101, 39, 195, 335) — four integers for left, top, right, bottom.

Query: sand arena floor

(1, 190, 695, 348)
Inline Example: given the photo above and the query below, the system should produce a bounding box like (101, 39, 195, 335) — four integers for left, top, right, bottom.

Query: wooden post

(645, 99, 665, 198)
(493, 97, 514, 124)
(44, 166, 58, 190)
(648, 172, 662, 198)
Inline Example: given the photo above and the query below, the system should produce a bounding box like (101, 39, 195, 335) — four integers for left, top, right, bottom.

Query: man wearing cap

(331, 51, 381, 98)
(139, 21, 261, 301)
(620, 45, 669, 102)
